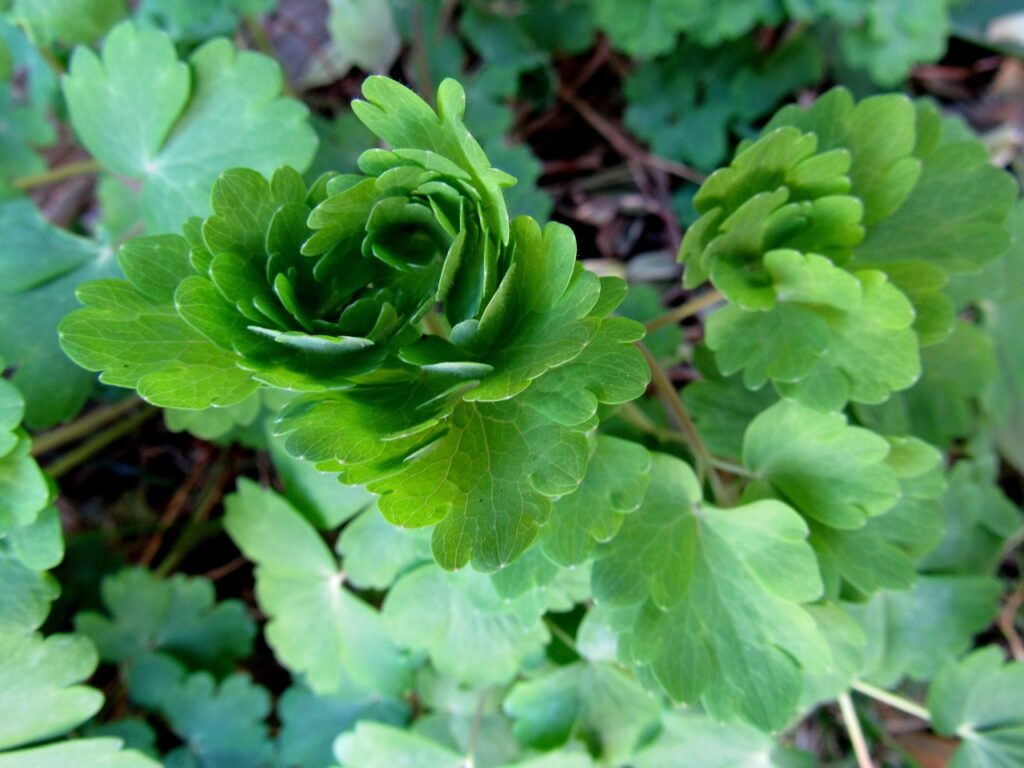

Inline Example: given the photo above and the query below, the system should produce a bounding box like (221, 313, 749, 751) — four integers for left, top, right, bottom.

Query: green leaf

(223, 480, 411, 697)
(58, 234, 260, 410)
(625, 37, 823, 171)
(0, 630, 102, 750)
(838, 0, 950, 86)
(279, 387, 592, 572)
(336, 504, 432, 590)
(63, 21, 317, 233)
(592, 453, 829, 730)
(849, 575, 1002, 687)
(11, 0, 126, 46)
(810, 436, 945, 598)
(382, 563, 549, 688)
(74, 567, 255, 675)
(0, 738, 160, 768)
(0, 434, 49, 535)
(743, 400, 900, 530)
(0, 549, 58, 634)
(0, 200, 119, 426)
(856, 321, 999, 447)
(917, 462, 1021, 575)
(539, 436, 651, 568)
(325, 0, 401, 75)
(335, 721, 595, 768)
(267, 427, 375, 531)
(631, 712, 813, 768)
(276, 681, 409, 768)
(128, 654, 273, 768)
(929, 646, 1024, 768)
(504, 660, 662, 762)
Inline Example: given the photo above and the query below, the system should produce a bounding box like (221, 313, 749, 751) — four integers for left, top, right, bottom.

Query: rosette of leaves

(680, 87, 1017, 410)
(60, 76, 649, 572)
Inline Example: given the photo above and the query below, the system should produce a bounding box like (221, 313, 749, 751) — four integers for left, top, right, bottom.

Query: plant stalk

(32, 397, 144, 456)
(44, 407, 156, 479)
(638, 342, 730, 504)
(12, 158, 102, 190)
(838, 692, 876, 768)
(851, 681, 931, 722)
(644, 290, 724, 333)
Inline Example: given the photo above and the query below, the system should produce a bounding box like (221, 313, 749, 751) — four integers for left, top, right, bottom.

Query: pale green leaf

(223, 480, 411, 697)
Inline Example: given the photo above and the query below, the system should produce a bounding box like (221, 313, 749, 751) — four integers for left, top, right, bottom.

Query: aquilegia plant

(59, 74, 1020, 733)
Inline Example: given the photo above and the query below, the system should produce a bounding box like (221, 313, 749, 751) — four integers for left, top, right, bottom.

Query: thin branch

(43, 407, 156, 479)
(12, 159, 102, 191)
(838, 692, 876, 768)
(645, 290, 724, 333)
(31, 397, 144, 456)
(852, 681, 931, 722)
(637, 342, 730, 504)
(998, 581, 1024, 661)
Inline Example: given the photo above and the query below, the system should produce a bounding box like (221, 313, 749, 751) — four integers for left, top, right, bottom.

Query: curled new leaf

(60, 76, 649, 571)
(681, 87, 1016, 410)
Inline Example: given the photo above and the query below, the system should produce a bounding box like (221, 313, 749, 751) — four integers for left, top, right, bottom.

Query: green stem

(638, 342, 730, 504)
(544, 617, 580, 656)
(838, 692, 876, 768)
(616, 401, 687, 447)
(644, 289, 724, 333)
(852, 681, 931, 722)
(44, 407, 156, 479)
(709, 456, 756, 478)
(32, 397, 144, 456)
(12, 158, 102, 190)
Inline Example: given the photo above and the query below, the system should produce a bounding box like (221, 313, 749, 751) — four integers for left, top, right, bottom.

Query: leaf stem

(638, 342, 730, 504)
(12, 158, 102, 190)
(544, 617, 580, 656)
(463, 693, 487, 768)
(43, 407, 156, 479)
(851, 681, 931, 722)
(615, 401, 687, 447)
(31, 397, 144, 456)
(644, 290, 724, 333)
(838, 691, 876, 768)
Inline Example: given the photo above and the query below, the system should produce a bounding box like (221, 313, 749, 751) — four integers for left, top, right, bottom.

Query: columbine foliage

(31, 25, 1024, 764)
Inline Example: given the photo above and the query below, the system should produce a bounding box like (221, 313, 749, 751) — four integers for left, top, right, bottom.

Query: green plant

(4, 4, 1024, 767)
(53, 65, 1024, 751)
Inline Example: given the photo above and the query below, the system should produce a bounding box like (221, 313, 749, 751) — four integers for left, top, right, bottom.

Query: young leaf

(929, 646, 1024, 768)
(223, 480, 412, 697)
(591, 453, 830, 730)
